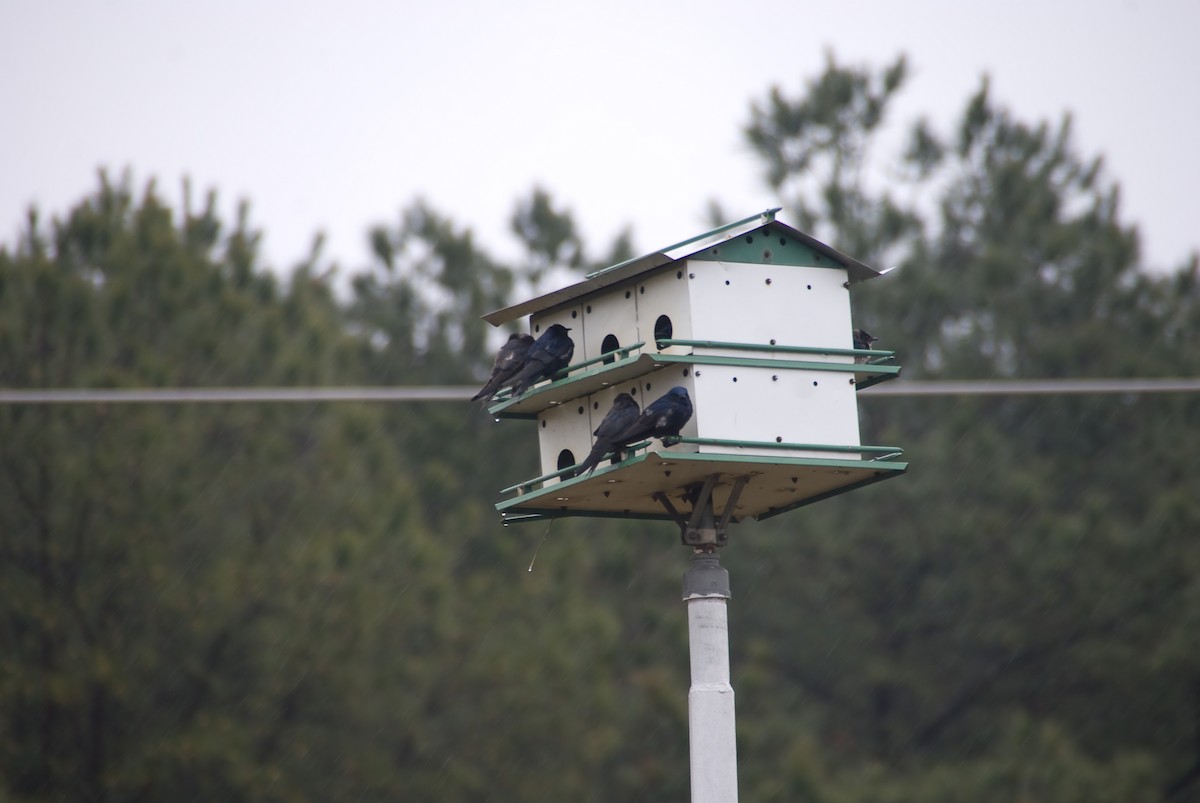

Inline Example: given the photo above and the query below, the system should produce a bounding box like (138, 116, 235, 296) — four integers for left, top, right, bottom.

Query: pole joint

(681, 549, 731, 601)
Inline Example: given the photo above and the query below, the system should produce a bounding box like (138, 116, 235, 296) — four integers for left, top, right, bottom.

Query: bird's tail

(471, 376, 504, 402)
(573, 440, 612, 478)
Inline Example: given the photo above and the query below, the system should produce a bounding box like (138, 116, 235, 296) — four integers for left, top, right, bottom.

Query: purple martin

(852, 329, 878, 363)
(574, 392, 640, 477)
(508, 324, 575, 398)
(612, 386, 693, 446)
(472, 333, 536, 402)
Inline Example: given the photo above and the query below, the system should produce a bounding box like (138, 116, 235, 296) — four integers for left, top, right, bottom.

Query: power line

(0, 378, 1198, 405)
(0, 387, 474, 404)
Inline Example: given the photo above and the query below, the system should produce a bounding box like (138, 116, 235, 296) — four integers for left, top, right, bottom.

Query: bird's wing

(494, 343, 528, 375)
(594, 400, 639, 440)
(613, 409, 655, 445)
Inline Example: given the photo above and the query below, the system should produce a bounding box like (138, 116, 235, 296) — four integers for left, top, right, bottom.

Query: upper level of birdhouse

(485, 208, 885, 370)
(484, 209, 906, 526)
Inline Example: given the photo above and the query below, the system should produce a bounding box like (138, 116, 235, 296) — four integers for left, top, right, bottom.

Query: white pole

(683, 551, 738, 803)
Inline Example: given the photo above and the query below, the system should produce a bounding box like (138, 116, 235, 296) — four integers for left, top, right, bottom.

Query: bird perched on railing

(853, 329, 878, 363)
(611, 386, 693, 446)
(508, 324, 575, 398)
(472, 333, 535, 402)
(574, 392, 640, 477)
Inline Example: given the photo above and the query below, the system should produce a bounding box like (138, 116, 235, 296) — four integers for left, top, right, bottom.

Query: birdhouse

(483, 209, 906, 530)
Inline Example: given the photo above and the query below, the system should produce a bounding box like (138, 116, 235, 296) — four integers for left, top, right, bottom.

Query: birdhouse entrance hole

(556, 449, 576, 472)
(654, 315, 673, 348)
(601, 334, 621, 365)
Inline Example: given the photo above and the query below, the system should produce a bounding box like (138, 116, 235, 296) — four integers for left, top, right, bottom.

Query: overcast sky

(2, 0, 1197, 276)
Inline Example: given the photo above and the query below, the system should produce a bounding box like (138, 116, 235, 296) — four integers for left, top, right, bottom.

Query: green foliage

(746, 52, 919, 262)
(2, 49, 1199, 802)
(0, 174, 693, 803)
(357, 199, 516, 382)
(511, 185, 584, 279)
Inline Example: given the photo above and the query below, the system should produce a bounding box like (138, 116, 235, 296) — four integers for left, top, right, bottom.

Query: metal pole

(682, 550, 738, 803)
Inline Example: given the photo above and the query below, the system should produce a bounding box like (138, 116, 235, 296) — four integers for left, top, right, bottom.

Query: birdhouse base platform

(497, 450, 907, 524)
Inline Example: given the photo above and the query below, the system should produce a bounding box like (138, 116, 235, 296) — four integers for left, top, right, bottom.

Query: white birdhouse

(484, 209, 906, 529)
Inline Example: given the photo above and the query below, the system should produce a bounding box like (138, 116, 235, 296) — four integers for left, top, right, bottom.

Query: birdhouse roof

(483, 209, 886, 326)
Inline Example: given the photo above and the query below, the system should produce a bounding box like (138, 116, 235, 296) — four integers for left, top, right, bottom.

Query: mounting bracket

(653, 475, 748, 550)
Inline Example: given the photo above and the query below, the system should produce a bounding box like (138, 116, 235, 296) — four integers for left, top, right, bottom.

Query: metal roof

(483, 209, 885, 326)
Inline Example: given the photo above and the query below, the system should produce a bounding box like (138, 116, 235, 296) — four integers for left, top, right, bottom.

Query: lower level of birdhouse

(497, 448, 907, 524)
(533, 358, 869, 482)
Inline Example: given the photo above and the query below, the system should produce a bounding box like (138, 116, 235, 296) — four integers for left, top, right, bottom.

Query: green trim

(498, 435, 900, 497)
(755, 470, 904, 521)
(561, 341, 646, 374)
(499, 466, 576, 495)
(658, 353, 897, 376)
(657, 338, 893, 360)
(855, 369, 901, 391)
(484, 213, 885, 327)
(502, 508, 681, 524)
(501, 340, 645, 397)
(496, 449, 909, 507)
(495, 451, 909, 523)
(487, 351, 667, 416)
(499, 440, 653, 494)
(688, 231, 830, 267)
(487, 347, 902, 417)
(672, 437, 902, 457)
(488, 343, 649, 411)
(631, 450, 907, 472)
(585, 209, 780, 280)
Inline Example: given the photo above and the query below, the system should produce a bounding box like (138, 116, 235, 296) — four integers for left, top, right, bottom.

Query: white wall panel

(635, 267, 694, 356)
(691, 364, 860, 459)
(536, 399, 593, 484)
(579, 283, 640, 363)
(686, 261, 854, 359)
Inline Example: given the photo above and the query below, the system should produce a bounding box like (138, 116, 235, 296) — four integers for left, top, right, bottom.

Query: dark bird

(574, 393, 640, 477)
(852, 328, 878, 363)
(472, 333, 536, 402)
(508, 324, 575, 398)
(612, 386, 693, 446)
